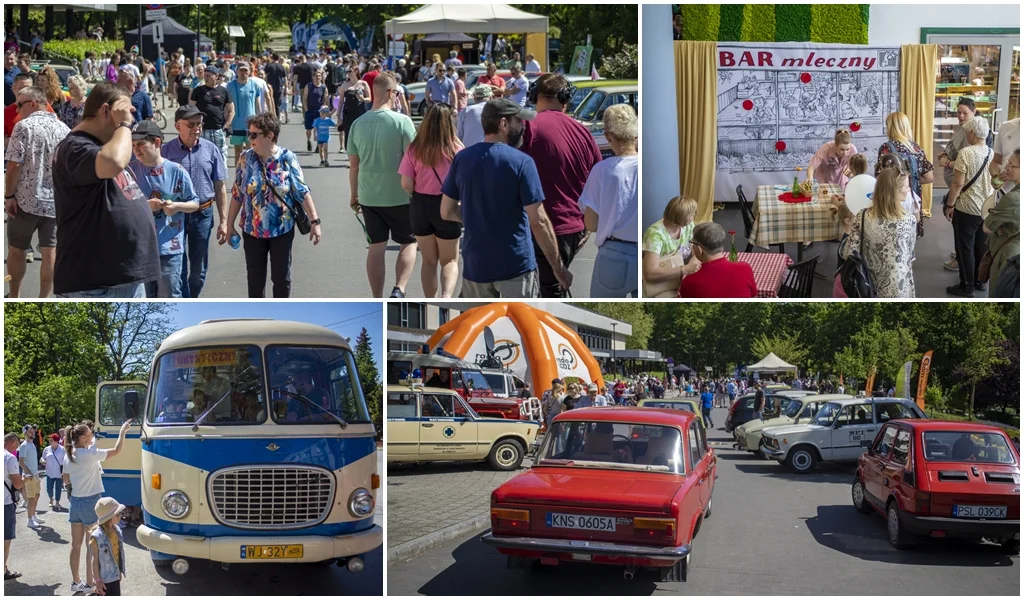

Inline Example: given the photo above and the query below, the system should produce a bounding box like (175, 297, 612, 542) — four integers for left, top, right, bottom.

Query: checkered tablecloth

(738, 252, 793, 298)
(749, 183, 844, 247)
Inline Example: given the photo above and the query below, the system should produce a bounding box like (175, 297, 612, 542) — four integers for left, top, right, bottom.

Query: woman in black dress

(337, 68, 370, 154)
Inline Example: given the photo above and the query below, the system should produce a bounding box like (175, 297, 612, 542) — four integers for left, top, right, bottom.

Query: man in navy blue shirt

(440, 99, 571, 298)
(700, 385, 714, 429)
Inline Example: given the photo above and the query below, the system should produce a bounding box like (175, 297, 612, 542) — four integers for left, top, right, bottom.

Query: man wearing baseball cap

(456, 84, 493, 147)
(226, 61, 263, 167)
(440, 99, 571, 297)
(129, 120, 201, 297)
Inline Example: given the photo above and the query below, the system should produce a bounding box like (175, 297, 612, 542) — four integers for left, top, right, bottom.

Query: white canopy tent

(745, 352, 798, 373)
(384, 4, 549, 69)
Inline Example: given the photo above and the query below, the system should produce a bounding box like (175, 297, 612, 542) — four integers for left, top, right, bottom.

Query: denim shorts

(69, 493, 102, 525)
(4, 502, 15, 540)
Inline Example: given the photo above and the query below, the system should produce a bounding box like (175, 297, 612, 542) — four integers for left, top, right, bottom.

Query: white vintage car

(386, 383, 539, 470)
(734, 394, 853, 453)
(760, 397, 927, 473)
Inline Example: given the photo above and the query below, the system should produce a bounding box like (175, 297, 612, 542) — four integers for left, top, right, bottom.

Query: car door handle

(421, 423, 434, 428)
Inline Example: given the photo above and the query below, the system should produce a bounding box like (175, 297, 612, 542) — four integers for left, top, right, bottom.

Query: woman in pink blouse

(398, 103, 464, 298)
(808, 129, 857, 189)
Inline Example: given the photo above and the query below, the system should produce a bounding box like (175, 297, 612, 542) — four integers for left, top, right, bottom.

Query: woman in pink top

(399, 103, 464, 298)
(808, 128, 857, 189)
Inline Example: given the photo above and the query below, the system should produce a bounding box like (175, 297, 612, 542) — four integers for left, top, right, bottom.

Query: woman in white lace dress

(839, 165, 917, 298)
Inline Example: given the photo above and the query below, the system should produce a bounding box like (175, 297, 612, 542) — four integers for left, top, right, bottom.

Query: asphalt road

(387, 407, 1020, 596)
(5, 453, 384, 596)
(5, 102, 598, 299)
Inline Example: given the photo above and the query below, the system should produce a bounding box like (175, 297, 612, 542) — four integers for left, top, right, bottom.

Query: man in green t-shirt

(347, 72, 417, 298)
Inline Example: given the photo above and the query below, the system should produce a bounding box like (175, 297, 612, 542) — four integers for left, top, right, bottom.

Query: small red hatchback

(853, 419, 1020, 552)
(481, 407, 716, 582)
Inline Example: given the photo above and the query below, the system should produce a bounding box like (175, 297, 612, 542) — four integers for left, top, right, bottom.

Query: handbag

(261, 160, 311, 235)
(839, 210, 876, 298)
(978, 232, 1019, 283)
(643, 253, 686, 298)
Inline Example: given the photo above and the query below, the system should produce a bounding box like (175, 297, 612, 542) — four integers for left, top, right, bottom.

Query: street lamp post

(610, 322, 617, 376)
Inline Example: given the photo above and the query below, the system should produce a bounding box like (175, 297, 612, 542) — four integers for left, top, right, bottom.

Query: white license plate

(546, 513, 616, 532)
(952, 505, 1007, 519)
(571, 553, 592, 561)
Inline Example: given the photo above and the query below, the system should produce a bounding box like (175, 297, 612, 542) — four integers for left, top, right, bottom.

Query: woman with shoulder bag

(839, 164, 917, 298)
(937, 97, 981, 271)
(981, 149, 1020, 297)
(225, 113, 323, 298)
(944, 115, 995, 297)
(399, 102, 464, 298)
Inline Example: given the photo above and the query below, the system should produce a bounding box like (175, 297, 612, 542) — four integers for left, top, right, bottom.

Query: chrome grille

(208, 466, 335, 529)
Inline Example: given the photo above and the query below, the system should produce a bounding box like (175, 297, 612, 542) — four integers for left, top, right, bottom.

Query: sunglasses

(247, 130, 264, 140)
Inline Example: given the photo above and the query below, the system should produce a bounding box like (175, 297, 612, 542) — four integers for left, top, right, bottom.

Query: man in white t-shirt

(992, 118, 1020, 194)
(17, 426, 42, 528)
(4, 432, 25, 581)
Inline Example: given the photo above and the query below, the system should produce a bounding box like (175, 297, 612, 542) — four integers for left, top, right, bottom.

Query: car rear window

(539, 421, 686, 474)
(922, 431, 1016, 464)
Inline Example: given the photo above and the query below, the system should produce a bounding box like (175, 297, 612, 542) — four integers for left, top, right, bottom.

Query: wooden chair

(737, 185, 785, 254)
(778, 254, 821, 298)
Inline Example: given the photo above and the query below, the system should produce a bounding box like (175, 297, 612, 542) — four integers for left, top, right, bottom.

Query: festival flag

(864, 366, 876, 397)
(915, 351, 933, 410)
(591, 63, 599, 81)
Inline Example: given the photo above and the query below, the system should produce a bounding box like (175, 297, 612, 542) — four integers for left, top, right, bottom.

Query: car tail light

(634, 517, 675, 539)
(915, 491, 930, 513)
(491, 508, 530, 531)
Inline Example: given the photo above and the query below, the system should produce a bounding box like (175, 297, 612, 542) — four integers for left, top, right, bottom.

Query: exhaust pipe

(623, 565, 636, 580)
(171, 558, 189, 575)
(346, 557, 365, 573)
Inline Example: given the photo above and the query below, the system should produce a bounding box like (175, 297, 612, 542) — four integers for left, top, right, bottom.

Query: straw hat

(94, 497, 125, 527)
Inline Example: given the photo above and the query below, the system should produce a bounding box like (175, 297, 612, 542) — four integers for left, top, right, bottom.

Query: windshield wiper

(192, 365, 259, 431)
(273, 387, 348, 429)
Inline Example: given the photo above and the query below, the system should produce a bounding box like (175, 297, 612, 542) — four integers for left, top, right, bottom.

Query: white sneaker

(70, 581, 94, 594)
(32, 514, 44, 523)
(26, 517, 40, 528)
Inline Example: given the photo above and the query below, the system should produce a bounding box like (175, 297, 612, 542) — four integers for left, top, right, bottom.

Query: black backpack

(839, 210, 876, 298)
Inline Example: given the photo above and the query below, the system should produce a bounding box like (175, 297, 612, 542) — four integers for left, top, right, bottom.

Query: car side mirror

(124, 390, 140, 421)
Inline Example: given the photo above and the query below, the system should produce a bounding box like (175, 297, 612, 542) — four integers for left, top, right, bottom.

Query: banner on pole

(864, 366, 876, 397)
(915, 351, 933, 410)
(291, 23, 307, 51)
(569, 45, 593, 76)
(714, 42, 901, 202)
(342, 25, 360, 52)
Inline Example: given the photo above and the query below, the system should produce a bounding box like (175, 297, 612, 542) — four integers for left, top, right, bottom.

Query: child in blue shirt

(313, 105, 334, 167)
(700, 386, 715, 429)
(128, 121, 200, 298)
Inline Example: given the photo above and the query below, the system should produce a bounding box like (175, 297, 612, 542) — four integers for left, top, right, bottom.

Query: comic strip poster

(714, 43, 900, 201)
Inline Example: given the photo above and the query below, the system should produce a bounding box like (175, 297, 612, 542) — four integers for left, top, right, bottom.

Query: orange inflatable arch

(423, 303, 605, 395)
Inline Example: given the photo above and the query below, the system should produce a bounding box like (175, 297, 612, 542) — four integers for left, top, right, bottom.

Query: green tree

(354, 327, 383, 439)
(515, 4, 638, 71)
(572, 302, 653, 350)
(84, 302, 177, 380)
(951, 304, 1007, 419)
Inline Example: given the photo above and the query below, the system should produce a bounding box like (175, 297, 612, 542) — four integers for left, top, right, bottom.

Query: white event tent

(745, 352, 798, 373)
(385, 4, 549, 69)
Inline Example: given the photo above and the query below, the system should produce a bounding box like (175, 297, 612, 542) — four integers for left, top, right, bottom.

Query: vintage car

(386, 383, 539, 470)
(723, 389, 815, 433)
(482, 407, 716, 582)
(734, 394, 852, 453)
(853, 420, 1020, 551)
(637, 398, 705, 437)
(571, 83, 638, 132)
(761, 397, 927, 473)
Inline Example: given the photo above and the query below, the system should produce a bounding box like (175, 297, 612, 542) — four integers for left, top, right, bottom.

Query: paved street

(5, 452, 384, 595)
(5, 101, 598, 299)
(387, 406, 1020, 596)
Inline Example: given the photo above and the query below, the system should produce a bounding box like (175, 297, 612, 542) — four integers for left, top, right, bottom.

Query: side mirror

(124, 390, 140, 421)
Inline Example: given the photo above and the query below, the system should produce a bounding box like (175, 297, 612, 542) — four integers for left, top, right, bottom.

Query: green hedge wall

(674, 4, 870, 44)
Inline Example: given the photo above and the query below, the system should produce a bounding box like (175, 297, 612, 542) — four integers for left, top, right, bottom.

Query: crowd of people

(5, 39, 638, 299)
(4, 419, 132, 593)
(643, 107, 1019, 299)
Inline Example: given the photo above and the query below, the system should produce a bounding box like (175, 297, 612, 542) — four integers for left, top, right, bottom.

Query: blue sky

(168, 303, 383, 369)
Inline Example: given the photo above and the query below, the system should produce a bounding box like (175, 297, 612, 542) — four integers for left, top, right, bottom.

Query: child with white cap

(88, 497, 126, 596)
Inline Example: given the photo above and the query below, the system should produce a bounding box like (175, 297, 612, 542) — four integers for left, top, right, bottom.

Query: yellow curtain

(900, 44, 938, 216)
(674, 41, 718, 223)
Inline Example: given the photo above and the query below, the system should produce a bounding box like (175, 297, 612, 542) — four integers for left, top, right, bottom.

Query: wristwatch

(310, 218, 322, 226)
(115, 121, 133, 132)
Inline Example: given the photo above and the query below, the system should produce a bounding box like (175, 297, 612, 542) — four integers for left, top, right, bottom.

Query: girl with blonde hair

(809, 128, 858, 188)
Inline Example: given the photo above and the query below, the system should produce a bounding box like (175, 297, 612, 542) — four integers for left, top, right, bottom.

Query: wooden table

(737, 252, 793, 298)
(749, 183, 844, 263)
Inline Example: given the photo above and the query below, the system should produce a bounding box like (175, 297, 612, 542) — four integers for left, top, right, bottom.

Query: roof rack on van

(198, 318, 275, 324)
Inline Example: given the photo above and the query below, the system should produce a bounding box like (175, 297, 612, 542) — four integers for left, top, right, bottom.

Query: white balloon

(844, 174, 876, 214)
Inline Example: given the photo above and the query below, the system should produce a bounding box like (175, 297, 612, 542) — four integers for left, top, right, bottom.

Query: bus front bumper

(136, 524, 383, 563)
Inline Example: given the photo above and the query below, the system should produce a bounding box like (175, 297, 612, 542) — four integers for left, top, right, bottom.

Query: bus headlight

(348, 488, 374, 517)
(162, 490, 191, 519)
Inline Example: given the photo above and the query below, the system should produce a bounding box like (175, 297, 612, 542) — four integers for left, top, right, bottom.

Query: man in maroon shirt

(521, 74, 602, 297)
(678, 222, 758, 298)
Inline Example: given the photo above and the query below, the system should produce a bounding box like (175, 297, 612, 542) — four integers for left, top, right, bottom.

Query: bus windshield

(148, 346, 267, 425)
(266, 346, 371, 425)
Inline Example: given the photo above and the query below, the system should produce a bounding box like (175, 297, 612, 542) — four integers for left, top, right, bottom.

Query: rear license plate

(240, 544, 304, 559)
(546, 513, 616, 532)
(952, 505, 1007, 519)
(571, 553, 592, 561)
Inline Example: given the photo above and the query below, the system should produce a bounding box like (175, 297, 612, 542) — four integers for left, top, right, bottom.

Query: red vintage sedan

(853, 419, 1020, 552)
(481, 407, 716, 582)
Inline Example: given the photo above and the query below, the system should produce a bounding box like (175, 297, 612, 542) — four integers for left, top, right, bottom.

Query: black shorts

(362, 204, 415, 245)
(409, 192, 461, 240)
